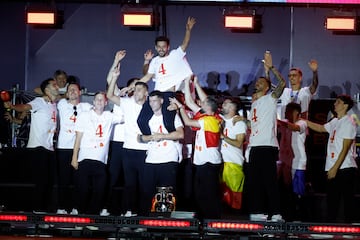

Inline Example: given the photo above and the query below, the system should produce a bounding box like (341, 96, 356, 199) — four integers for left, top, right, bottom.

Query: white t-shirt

(279, 87, 313, 119)
(220, 117, 246, 165)
(324, 116, 357, 171)
(75, 110, 119, 164)
(57, 99, 93, 149)
(120, 97, 148, 150)
(193, 119, 222, 166)
(146, 114, 183, 164)
(249, 94, 279, 147)
(111, 104, 125, 142)
(148, 46, 193, 91)
(27, 97, 57, 151)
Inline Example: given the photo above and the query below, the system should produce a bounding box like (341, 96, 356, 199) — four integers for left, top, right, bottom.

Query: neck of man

(94, 108, 104, 115)
(223, 112, 235, 120)
(337, 111, 347, 119)
(136, 98, 146, 106)
(291, 84, 301, 91)
(68, 99, 80, 106)
(44, 94, 56, 103)
(154, 109, 162, 116)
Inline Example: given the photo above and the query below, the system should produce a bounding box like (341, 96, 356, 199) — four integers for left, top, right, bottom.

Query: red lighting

(325, 17, 356, 31)
(225, 15, 254, 29)
(309, 225, 360, 233)
(0, 215, 27, 222)
(208, 222, 264, 230)
(139, 219, 191, 228)
(44, 216, 92, 224)
(27, 12, 56, 24)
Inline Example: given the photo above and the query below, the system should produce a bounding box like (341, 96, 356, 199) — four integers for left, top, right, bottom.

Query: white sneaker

(85, 225, 99, 231)
(38, 224, 50, 229)
(119, 226, 131, 232)
(56, 209, 68, 214)
(70, 208, 78, 215)
(134, 227, 146, 233)
(124, 210, 137, 217)
(100, 208, 110, 216)
(250, 213, 268, 221)
(270, 214, 284, 222)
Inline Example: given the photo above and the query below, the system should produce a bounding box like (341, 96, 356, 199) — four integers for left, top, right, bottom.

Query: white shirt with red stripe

(27, 97, 57, 151)
(148, 46, 193, 91)
(75, 110, 119, 164)
(324, 115, 357, 171)
(220, 117, 246, 165)
(145, 114, 183, 164)
(249, 94, 279, 148)
(57, 98, 92, 149)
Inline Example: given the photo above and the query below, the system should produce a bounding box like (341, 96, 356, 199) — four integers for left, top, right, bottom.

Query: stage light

(225, 15, 254, 29)
(139, 219, 191, 228)
(44, 216, 92, 224)
(121, 5, 159, 30)
(325, 16, 357, 31)
(223, 10, 262, 33)
(204, 220, 284, 234)
(123, 13, 153, 27)
(309, 225, 360, 234)
(0, 215, 27, 222)
(26, 9, 64, 28)
(27, 11, 56, 24)
(286, 222, 360, 235)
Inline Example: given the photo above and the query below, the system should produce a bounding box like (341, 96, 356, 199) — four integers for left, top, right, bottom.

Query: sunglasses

(73, 105, 77, 117)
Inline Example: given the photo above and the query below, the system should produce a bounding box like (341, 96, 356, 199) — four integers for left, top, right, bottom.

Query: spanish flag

(192, 111, 221, 148)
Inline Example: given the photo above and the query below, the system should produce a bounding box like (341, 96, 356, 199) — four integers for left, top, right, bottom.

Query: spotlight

(225, 15, 254, 29)
(121, 5, 159, 30)
(27, 11, 56, 24)
(325, 16, 357, 31)
(224, 10, 262, 33)
(26, 9, 64, 28)
(325, 10, 359, 35)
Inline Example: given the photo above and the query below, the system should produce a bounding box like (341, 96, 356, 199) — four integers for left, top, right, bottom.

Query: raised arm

(106, 62, 121, 106)
(180, 17, 196, 52)
(169, 97, 200, 129)
(193, 76, 207, 102)
(184, 76, 201, 113)
(308, 59, 319, 95)
(106, 50, 126, 95)
(142, 49, 154, 75)
(263, 51, 286, 99)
